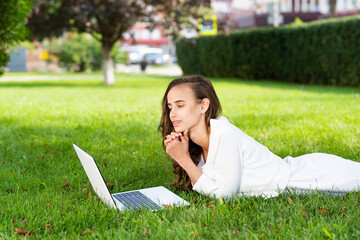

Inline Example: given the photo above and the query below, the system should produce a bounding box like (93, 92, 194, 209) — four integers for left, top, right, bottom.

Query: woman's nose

(170, 109, 176, 119)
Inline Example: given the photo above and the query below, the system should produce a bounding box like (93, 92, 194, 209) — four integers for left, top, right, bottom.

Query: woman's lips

(172, 120, 181, 127)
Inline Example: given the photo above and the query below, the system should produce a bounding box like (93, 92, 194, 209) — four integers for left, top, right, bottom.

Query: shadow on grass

(0, 117, 173, 195)
(0, 80, 105, 88)
(1, 111, 358, 176)
(0, 75, 359, 97)
(0, 75, 174, 89)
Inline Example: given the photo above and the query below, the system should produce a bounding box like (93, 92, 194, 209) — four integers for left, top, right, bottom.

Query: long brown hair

(158, 75, 222, 190)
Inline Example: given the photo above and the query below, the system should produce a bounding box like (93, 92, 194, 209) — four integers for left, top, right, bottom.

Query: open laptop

(73, 144, 190, 211)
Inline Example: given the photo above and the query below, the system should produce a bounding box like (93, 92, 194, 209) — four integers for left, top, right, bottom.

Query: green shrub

(176, 15, 360, 86)
(57, 33, 101, 72)
(55, 33, 126, 72)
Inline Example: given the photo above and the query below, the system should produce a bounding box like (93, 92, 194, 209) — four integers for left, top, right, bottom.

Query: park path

(0, 65, 182, 82)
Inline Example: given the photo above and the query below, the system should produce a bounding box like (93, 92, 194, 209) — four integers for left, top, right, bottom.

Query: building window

(151, 29, 161, 40)
(141, 29, 150, 39)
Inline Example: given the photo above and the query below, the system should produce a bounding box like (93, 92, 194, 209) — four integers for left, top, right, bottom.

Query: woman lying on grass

(158, 75, 360, 199)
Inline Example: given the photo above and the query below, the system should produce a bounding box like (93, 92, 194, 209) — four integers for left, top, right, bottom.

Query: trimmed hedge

(176, 15, 360, 86)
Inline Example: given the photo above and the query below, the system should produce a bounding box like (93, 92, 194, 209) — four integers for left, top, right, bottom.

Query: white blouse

(192, 116, 291, 198)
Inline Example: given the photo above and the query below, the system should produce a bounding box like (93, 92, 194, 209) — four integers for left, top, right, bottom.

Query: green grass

(0, 74, 359, 239)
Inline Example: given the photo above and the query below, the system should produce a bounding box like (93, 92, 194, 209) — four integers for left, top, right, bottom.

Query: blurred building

(254, 0, 360, 27)
(7, 43, 61, 73)
(121, 22, 170, 54)
(211, 0, 257, 29)
(7, 47, 26, 72)
(210, 0, 360, 29)
(121, 22, 173, 64)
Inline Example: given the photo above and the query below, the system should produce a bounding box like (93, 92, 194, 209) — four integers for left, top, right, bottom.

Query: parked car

(143, 53, 163, 65)
(143, 52, 170, 65)
(121, 45, 165, 64)
(120, 45, 147, 64)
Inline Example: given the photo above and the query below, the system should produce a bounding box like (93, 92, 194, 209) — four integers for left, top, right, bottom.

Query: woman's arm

(164, 130, 203, 185)
(165, 131, 242, 199)
(192, 134, 242, 199)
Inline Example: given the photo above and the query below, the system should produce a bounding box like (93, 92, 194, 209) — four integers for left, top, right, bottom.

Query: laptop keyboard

(113, 191, 161, 210)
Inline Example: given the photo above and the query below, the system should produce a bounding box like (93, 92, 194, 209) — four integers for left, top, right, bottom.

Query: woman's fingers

(164, 136, 179, 146)
(171, 132, 182, 138)
(164, 138, 171, 145)
(165, 132, 184, 145)
(166, 132, 182, 140)
(179, 130, 189, 143)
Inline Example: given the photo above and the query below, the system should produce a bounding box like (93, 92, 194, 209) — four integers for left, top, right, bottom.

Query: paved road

(0, 65, 183, 82)
(119, 64, 182, 76)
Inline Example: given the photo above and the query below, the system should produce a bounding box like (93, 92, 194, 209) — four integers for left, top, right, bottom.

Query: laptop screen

(73, 144, 117, 209)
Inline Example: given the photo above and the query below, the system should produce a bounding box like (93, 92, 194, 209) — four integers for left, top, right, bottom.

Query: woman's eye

(178, 105, 184, 108)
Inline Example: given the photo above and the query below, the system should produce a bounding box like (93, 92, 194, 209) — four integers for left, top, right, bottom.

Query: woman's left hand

(164, 130, 191, 165)
(164, 130, 202, 185)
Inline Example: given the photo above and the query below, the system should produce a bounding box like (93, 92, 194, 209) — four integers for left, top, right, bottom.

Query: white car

(122, 45, 164, 64)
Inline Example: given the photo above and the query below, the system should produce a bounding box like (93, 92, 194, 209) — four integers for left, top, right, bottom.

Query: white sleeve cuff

(192, 173, 216, 194)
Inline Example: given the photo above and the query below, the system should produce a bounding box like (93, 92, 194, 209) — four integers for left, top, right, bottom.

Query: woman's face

(167, 84, 203, 133)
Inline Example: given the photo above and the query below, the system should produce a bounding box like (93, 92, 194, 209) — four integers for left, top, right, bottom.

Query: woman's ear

(200, 98, 210, 113)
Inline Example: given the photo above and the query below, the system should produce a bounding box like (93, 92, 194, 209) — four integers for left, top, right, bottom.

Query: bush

(55, 33, 126, 72)
(56, 33, 100, 72)
(176, 15, 360, 86)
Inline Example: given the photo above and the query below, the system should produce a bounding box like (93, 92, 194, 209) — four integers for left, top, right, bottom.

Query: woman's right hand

(164, 130, 191, 165)
(164, 130, 202, 185)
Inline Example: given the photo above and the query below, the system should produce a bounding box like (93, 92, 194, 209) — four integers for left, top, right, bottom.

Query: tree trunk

(167, 36, 175, 65)
(329, 0, 337, 18)
(102, 43, 115, 85)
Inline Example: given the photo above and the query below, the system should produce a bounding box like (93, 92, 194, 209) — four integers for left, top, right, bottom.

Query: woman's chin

(174, 127, 184, 133)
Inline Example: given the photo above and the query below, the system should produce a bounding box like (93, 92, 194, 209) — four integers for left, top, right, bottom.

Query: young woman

(158, 75, 360, 199)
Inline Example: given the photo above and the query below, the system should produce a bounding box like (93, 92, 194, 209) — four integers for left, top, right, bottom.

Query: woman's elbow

(210, 186, 239, 199)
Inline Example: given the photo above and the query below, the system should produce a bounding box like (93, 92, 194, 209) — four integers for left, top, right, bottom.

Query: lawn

(0, 73, 359, 239)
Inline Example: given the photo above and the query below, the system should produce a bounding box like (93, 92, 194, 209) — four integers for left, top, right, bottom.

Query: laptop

(73, 144, 190, 211)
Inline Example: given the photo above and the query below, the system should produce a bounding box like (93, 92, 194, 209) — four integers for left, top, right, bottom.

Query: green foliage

(26, 0, 67, 40)
(53, 33, 126, 72)
(57, 33, 102, 72)
(177, 15, 360, 86)
(0, 0, 34, 76)
(19, 41, 37, 50)
(0, 74, 359, 238)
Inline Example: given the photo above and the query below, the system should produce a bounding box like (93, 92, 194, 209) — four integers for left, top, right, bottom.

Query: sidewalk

(0, 65, 183, 82)
(116, 64, 182, 76)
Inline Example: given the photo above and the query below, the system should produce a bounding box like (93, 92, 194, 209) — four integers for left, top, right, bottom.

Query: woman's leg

(284, 153, 360, 193)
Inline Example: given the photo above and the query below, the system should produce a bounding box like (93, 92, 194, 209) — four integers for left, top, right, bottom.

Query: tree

(67, 0, 148, 84)
(0, 0, 34, 76)
(28, 0, 147, 85)
(26, 0, 71, 39)
(329, 0, 337, 18)
(50, 33, 126, 72)
(145, 0, 211, 64)
(148, 0, 210, 41)
(28, 0, 210, 84)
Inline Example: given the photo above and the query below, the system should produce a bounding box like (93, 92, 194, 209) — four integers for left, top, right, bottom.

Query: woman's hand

(164, 130, 191, 165)
(164, 130, 202, 185)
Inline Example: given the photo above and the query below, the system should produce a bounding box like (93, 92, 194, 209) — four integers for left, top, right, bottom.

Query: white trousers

(284, 153, 360, 194)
